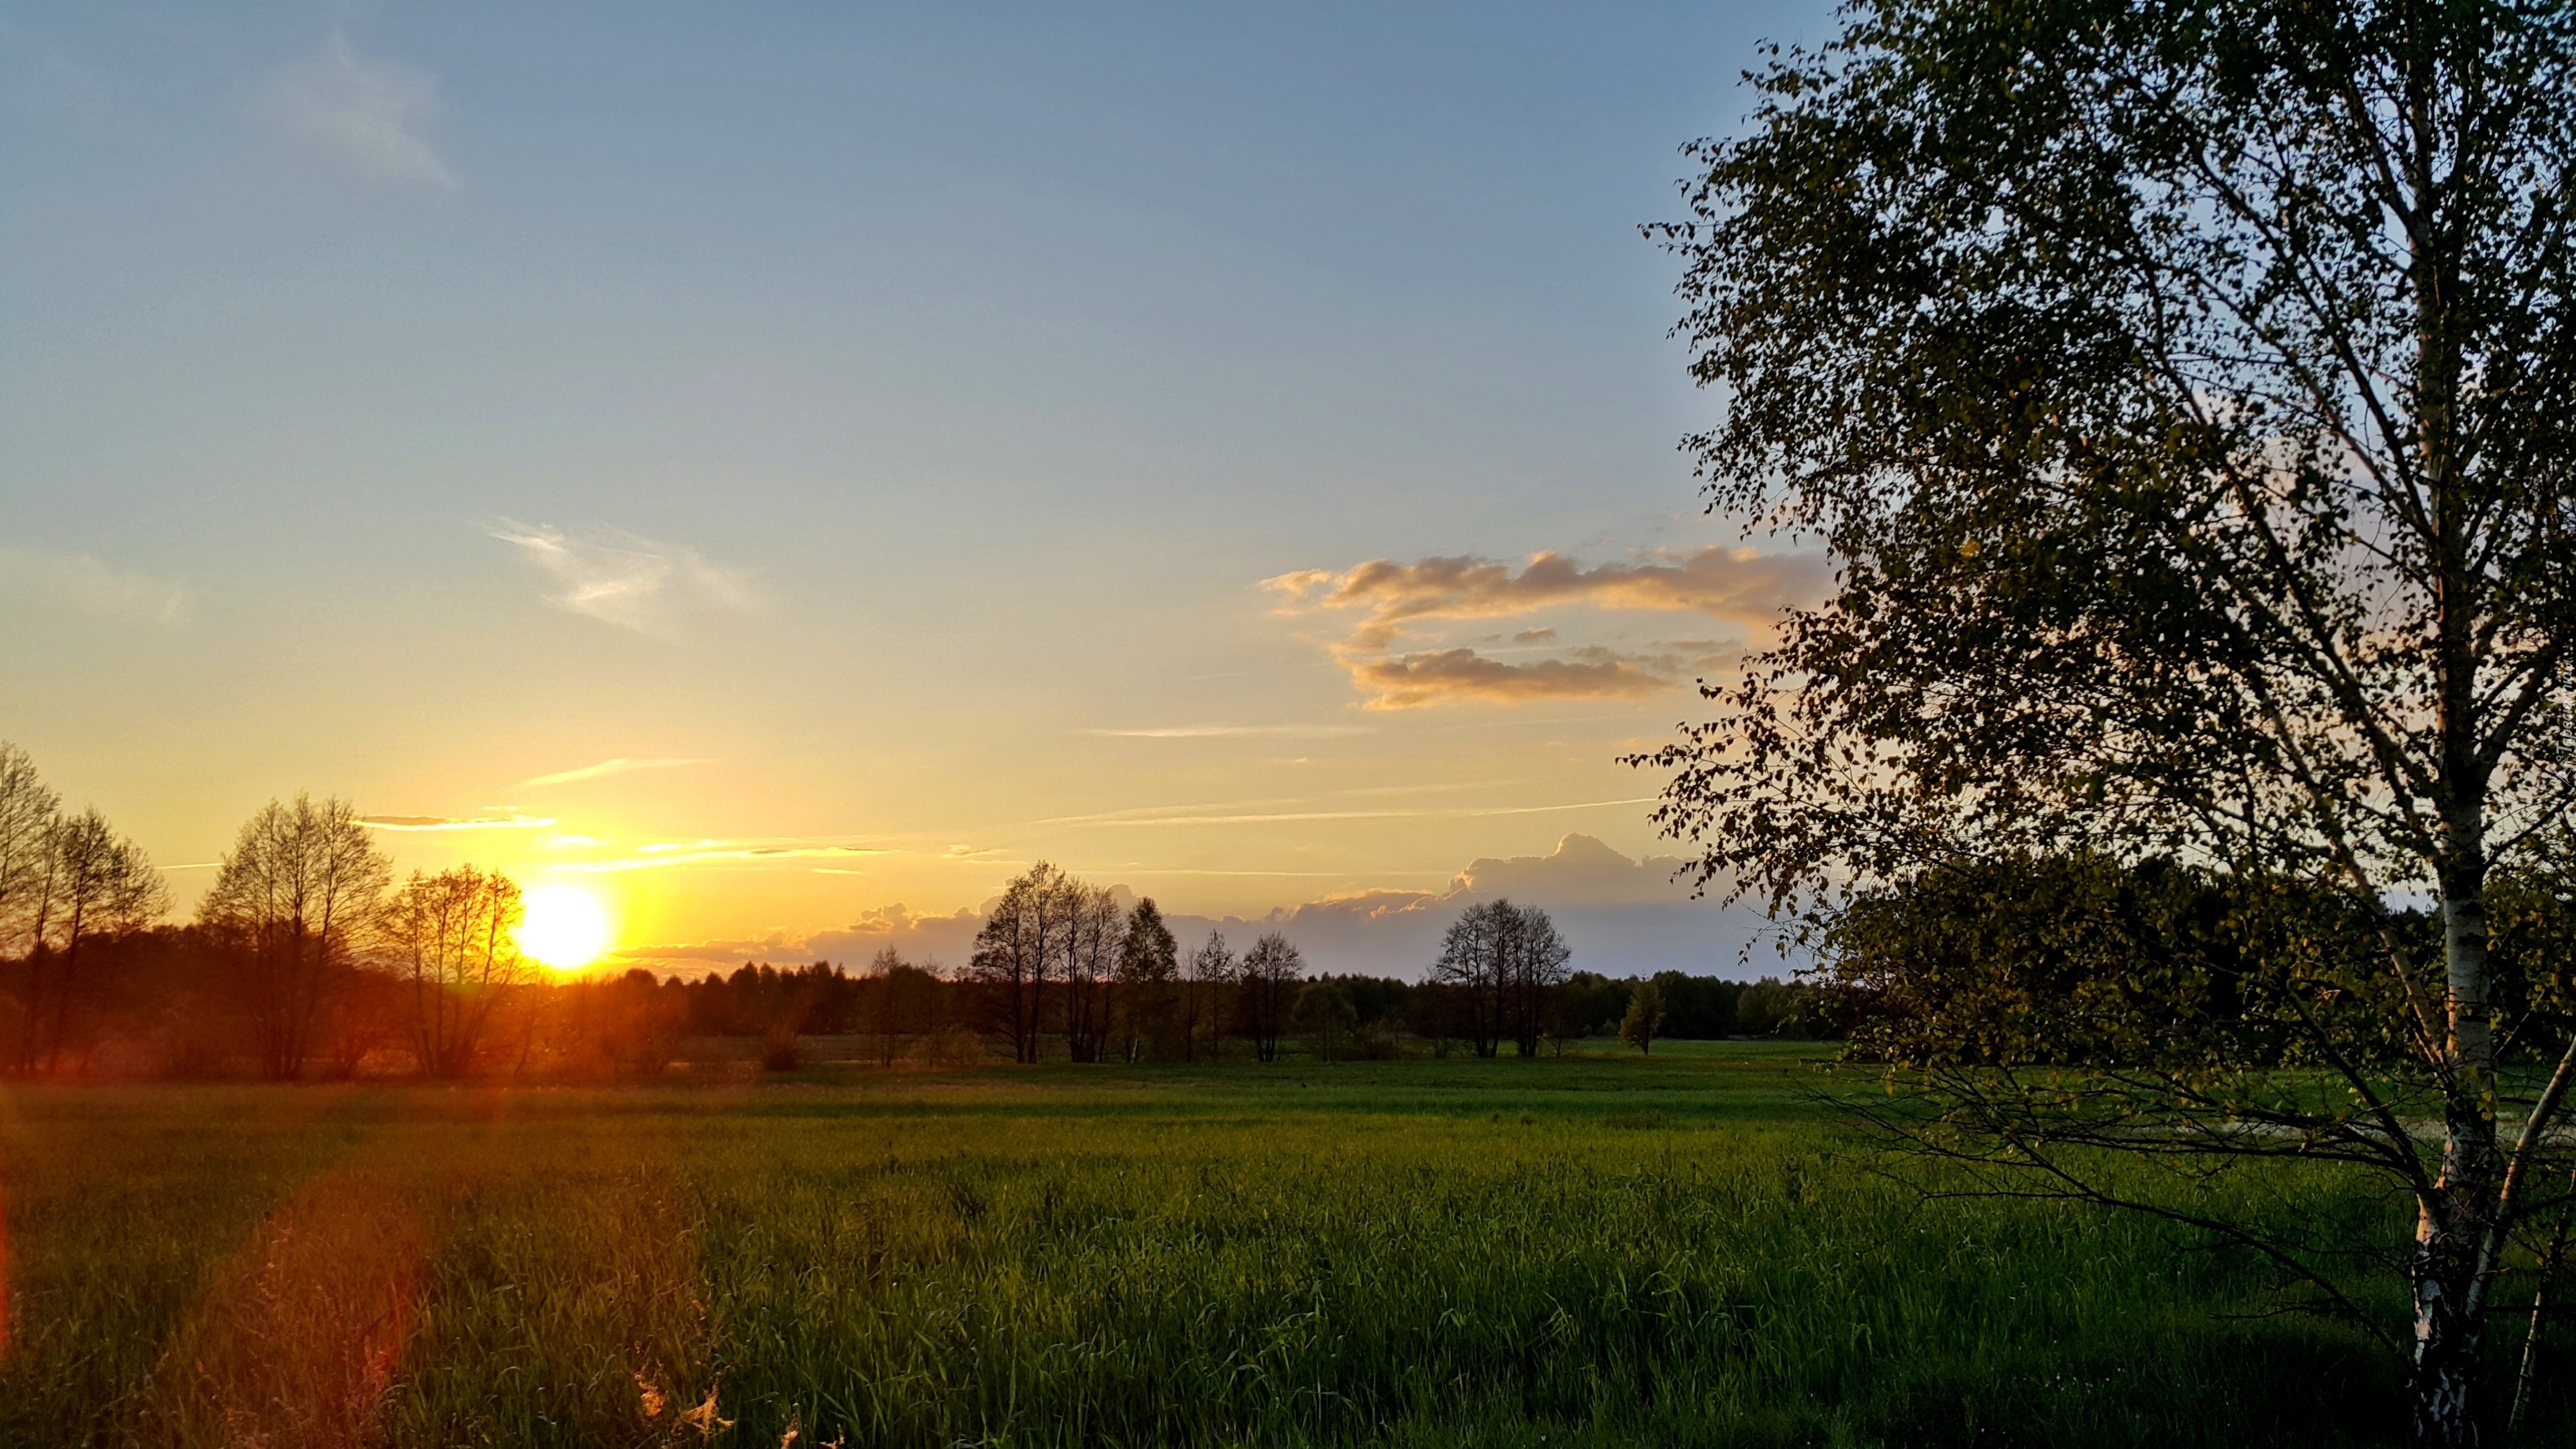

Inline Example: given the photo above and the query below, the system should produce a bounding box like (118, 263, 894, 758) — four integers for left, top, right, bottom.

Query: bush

(758, 1026, 805, 1073)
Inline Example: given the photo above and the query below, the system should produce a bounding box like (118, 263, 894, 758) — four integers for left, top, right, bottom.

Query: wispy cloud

(1050, 797, 1656, 829)
(1085, 724, 1374, 739)
(269, 34, 459, 189)
(489, 521, 761, 635)
(559, 844, 889, 874)
(0, 545, 191, 625)
(516, 757, 717, 788)
(358, 814, 556, 832)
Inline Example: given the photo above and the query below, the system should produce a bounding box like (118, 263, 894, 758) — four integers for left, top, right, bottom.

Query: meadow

(0, 1043, 2503, 1447)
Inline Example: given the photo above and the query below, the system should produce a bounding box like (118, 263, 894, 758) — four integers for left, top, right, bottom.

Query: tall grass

(0, 1051, 2525, 1446)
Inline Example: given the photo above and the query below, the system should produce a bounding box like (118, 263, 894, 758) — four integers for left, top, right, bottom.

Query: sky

(0, 1, 1833, 979)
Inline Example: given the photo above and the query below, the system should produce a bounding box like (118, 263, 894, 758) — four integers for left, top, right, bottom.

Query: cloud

(489, 521, 761, 635)
(560, 843, 889, 874)
(1086, 724, 1374, 739)
(516, 757, 717, 788)
(1039, 797, 1655, 829)
(0, 545, 191, 625)
(608, 837, 1775, 981)
(1347, 648, 1673, 709)
(358, 814, 555, 832)
(269, 35, 459, 189)
(1449, 833, 1697, 906)
(1265, 545, 1824, 709)
(611, 932, 809, 969)
(1264, 545, 1825, 650)
(801, 904, 987, 968)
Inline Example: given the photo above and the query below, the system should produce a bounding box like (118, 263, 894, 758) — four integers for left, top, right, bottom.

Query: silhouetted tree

(1293, 980, 1357, 1062)
(569, 968, 689, 1076)
(199, 796, 391, 1080)
(970, 863, 1070, 1063)
(1236, 931, 1302, 1063)
(0, 743, 59, 959)
(1503, 904, 1572, 1057)
(866, 945, 950, 1066)
(15, 807, 167, 1073)
(1117, 897, 1178, 1061)
(383, 865, 527, 1078)
(1429, 901, 1513, 1058)
(1182, 930, 1230, 1062)
(1059, 883, 1121, 1063)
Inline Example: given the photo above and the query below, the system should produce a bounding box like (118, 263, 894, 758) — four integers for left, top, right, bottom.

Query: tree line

(600, 949, 1829, 1065)
(0, 765, 1822, 1078)
(0, 744, 564, 1078)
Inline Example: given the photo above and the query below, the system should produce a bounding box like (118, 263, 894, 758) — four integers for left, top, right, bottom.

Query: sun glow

(518, 886, 613, 972)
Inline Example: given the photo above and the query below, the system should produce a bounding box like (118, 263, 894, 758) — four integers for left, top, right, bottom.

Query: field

(0, 1043, 2508, 1447)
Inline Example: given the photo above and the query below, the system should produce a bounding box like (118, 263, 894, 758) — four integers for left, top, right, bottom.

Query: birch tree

(1639, 0, 2576, 1436)
(1058, 882, 1121, 1063)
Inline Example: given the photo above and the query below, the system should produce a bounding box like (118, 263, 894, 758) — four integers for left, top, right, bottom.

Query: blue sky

(0, 1, 1829, 973)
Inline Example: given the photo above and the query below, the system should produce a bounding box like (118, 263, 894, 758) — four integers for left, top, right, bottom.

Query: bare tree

(1236, 931, 1303, 1063)
(1428, 901, 1511, 1058)
(867, 944, 912, 1067)
(198, 795, 392, 1081)
(0, 743, 61, 960)
(13, 807, 167, 1073)
(0, 744, 63, 1068)
(1058, 883, 1121, 1063)
(970, 862, 1070, 1063)
(1503, 904, 1573, 1058)
(382, 865, 529, 1078)
(1182, 930, 1231, 1063)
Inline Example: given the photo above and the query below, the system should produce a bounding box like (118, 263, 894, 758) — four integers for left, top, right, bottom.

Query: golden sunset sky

(2, 1, 1829, 976)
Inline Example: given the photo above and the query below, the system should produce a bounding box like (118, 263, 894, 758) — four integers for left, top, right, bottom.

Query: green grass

(0, 1046, 2529, 1447)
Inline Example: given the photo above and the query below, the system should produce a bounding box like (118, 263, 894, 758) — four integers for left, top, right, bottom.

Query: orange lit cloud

(1265, 545, 1820, 708)
(1264, 545, 1824, 650)
(1347, 648, 1672, 709)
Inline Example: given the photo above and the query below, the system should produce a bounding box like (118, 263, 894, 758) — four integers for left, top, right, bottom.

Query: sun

(518, 886, 612, 972)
